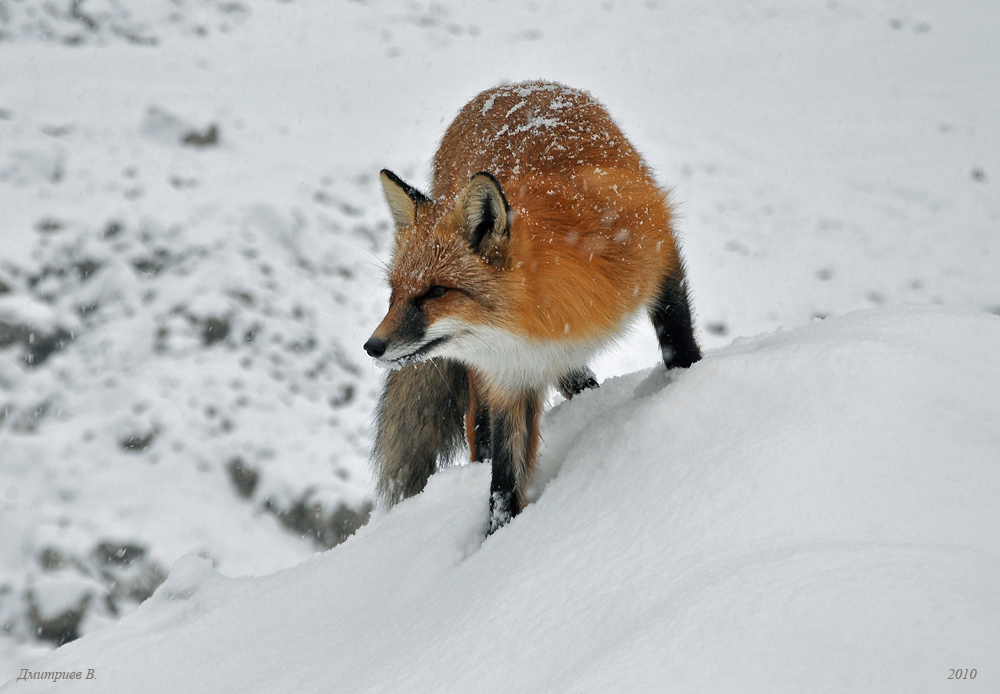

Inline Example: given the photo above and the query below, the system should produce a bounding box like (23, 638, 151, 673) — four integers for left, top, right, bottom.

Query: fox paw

(557, 366, 599, 399)
(487, 491, 515, 535)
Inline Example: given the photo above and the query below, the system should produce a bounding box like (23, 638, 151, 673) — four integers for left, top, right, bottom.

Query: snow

(0, 294, 66, 334)
(1, 0, 998, 687)
(23, 574, 97, 624)
(7, 306, 1000, 692)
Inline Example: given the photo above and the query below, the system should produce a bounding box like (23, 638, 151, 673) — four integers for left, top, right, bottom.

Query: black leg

(649, 272, 702, 369)
(488, 406, 521, 535)
(473, 403, 491, 462)
(487, 393, 538, 535)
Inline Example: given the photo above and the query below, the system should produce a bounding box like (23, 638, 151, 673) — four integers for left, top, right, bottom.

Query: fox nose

(364, 337, 386, 358)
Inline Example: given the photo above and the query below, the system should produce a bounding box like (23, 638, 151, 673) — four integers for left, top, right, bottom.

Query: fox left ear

(380, 169, 431, 235)
(457, 172, 510, 264)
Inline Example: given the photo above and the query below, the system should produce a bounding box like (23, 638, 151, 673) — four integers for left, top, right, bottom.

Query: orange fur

(367, 82, 699, 532)
(377, 82, 682, 348)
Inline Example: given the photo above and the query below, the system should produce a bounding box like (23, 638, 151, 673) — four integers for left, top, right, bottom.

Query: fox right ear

(380, 169, 430, 234)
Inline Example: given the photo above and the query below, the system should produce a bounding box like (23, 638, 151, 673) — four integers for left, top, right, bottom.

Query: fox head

(363, 169, 512, 368)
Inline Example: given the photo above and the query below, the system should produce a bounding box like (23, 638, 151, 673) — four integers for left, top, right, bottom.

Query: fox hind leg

(649, 271, 702, 369)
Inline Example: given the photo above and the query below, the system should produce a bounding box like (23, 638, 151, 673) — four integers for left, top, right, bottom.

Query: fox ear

(380, 169, 430, 234)
(457, 172, 510, 263)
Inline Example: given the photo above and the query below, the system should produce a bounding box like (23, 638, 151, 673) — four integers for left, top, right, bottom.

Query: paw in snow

(487, 491, 514, 536)
(557, 366, 599, 399)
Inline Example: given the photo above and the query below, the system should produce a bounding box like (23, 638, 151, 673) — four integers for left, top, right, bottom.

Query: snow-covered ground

(8, 306, 1000, 692)
(1, 0, 997, 687)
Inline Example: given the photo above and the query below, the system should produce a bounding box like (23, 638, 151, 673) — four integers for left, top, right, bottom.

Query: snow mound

(7, 306, 999, 692)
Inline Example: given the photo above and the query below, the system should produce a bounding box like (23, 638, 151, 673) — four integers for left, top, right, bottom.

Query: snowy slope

(2, 0, 998, 681)
(8, 307, 1000, 693)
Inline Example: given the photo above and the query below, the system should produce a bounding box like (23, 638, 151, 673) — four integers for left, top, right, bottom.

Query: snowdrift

(7, 306, 999, 693)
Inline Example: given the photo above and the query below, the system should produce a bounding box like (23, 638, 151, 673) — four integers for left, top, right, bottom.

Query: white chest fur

(430, 317, 635, 395)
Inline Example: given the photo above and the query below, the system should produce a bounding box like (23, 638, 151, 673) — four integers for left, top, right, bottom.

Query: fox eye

(423, 285, 448, 299)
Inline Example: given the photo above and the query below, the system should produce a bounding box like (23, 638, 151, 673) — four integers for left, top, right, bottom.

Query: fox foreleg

(487, 389, 542, 535)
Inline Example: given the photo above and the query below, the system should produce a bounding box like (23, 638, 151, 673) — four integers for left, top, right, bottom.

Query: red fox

(365, 81, 701, 534)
